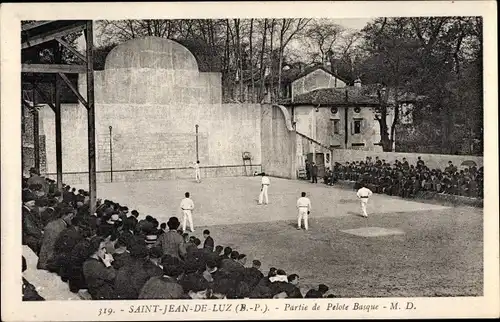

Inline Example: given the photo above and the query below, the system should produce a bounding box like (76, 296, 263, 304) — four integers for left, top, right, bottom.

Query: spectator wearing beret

(138, 256, 185, 299)
(305, 284, 329, 298)
(114, 243, 163, 299)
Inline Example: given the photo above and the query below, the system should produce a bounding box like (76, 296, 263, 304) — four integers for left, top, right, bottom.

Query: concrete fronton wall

(40, 37, 262, 185)
(261, 104, 297, 179)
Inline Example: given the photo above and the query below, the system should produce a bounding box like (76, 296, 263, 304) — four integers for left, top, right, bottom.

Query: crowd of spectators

(22, 168, 333, 301)
(322, 156, 483, 199)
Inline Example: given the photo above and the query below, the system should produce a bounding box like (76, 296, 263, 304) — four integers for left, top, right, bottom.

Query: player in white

(356, 184, 373, 218)
(296, 192, 312, 230)
(180, 192, 195, 232)
(193, 160, 201, 183)
(258, 172, 270, 205)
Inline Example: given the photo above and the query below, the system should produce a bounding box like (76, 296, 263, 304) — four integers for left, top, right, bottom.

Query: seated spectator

(114, 243, 163, 299)
(37, 208, 75, 270)
(82, 237, 117, 300)
(244, 259, 264, 287)
(210, 278, 236, 299)
(183, 274, 210, 299)
(158, 223, 167, 235)
(49, 216, 86, 277)
(149, 246, 163, 269)
(138, 256, 185, 299)
(214, 245, 223, 256)
(112, 237, 132, 269)
(22, 191, 43, 255)
(305, 284, 329, 298)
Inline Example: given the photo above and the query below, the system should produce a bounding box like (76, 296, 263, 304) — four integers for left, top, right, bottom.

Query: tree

(304, 19, 345, 64)
(275, 18, 311, 100)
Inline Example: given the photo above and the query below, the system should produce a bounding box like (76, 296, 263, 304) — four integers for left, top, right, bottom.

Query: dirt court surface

(79, 176, 483, 298)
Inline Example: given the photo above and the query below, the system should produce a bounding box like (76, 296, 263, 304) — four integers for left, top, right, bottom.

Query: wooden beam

(22, 64, 86, 74)
(33, 85, 56, 113)
(58, 72, 88, 108)
(85, 20, 97, 216)
(32, 86, 40, 173)
(55, 37, 87, 63)
(21, 20, 53, 31)
(22, 22, 86, 49)
(54, 42, 63, 191)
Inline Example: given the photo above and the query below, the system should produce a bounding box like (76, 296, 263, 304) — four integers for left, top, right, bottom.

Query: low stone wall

(330, 180, 483, 208)
(331, 149, 483, 170)
(44, 164, 262, 186)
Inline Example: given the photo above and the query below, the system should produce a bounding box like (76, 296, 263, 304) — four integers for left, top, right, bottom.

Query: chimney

(354, 78, 362, 88)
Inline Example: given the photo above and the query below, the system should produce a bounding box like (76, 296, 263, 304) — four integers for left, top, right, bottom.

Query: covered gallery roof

(281, 84, 423, 107)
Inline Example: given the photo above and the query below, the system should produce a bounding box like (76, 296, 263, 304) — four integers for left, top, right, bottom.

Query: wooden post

(32, 85, 40, 173)
(54, 44, 63, 191)
(85, 21, 97, 215)
(195, 124, 199, 162)
(109, 126, 113, 182)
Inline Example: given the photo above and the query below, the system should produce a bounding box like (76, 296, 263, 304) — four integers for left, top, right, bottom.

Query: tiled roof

(281, 85, 422, 106)
(243, 64, 350, 85)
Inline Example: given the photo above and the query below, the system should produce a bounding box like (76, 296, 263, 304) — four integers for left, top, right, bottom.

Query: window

(333, 120, 340, 134)
(354, 120, 361, 134)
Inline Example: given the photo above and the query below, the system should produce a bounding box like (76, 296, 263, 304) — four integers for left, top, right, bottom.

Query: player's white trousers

(298, 208, 309, 230)
(182, 210, 194, 231)
(258, 185, 269, 204)
(195, 169, 201, 182)
(360, 198, 368, 217)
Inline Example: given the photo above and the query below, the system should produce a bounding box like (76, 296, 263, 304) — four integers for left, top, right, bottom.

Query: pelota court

(79, 176, 483, 298)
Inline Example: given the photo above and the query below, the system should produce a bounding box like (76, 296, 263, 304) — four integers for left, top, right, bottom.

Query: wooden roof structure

(22, 20, 98, 215)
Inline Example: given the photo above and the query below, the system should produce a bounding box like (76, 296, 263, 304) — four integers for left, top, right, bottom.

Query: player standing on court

(193, 160, 201, 183)
(180, 192, 195, 232)
(258, 172, 270, 205)
(356, 184, 373, 218)
(296, 192, 311, 230)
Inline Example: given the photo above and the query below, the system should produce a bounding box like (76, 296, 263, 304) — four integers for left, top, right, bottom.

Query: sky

(77, 18, 374, 54)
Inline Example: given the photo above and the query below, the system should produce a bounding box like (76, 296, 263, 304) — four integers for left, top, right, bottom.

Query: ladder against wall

(242, 151, 252, 176)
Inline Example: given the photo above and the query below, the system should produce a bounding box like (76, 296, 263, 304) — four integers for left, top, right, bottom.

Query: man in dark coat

(138, 255, 184, 299)
(244, 260, 264, 287)
(202, 229, 214, 252)
(114, 243, 163, 299)
(82, 237, 117, 300)
(22, 191, 43, 255)
(50, 217, 85, 277)
(37, 209, 74, 270)
(155, 217, 186, 260)
(311, 162, 318, 183)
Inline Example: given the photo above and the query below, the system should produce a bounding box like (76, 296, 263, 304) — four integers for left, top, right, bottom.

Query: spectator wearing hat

(145, 234, 158, 249)
(155, 217, 187, 260)
(138, 256, 185, 299)
(203, 229, 214, 252)
(37, 208, 75, 270)
(22, 191, 43, 255)
(49, 216, 85, 277)
(305, 284, 329, 298)
(82, 237, 117, 300)
(114, 243, 163, 299)
(66, 227, 95, 293)
(112, 237, 132, 270)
